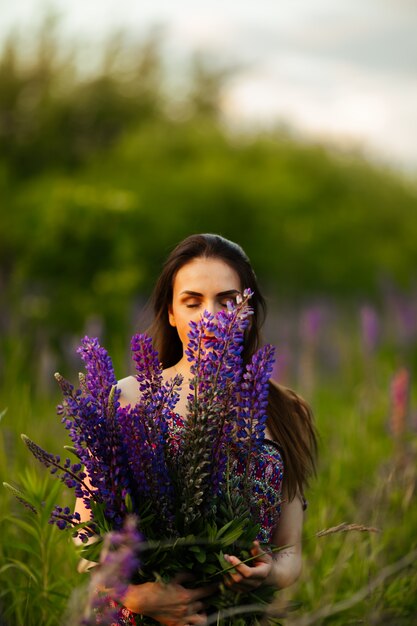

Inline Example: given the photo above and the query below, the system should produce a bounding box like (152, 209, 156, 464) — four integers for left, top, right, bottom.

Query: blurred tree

(0, 22, 164, 178)
(0, 20, 416, 380)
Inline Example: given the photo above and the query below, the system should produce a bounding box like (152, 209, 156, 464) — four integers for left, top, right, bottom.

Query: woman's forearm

(265, 546, 302, 589)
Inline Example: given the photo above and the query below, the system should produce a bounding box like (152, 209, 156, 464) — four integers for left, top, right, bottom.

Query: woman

(76, 233, 317, 625)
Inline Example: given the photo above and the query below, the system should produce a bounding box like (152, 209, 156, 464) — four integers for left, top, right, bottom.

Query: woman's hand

(223, 541, 273, 592)
(122, 575, 215, 625)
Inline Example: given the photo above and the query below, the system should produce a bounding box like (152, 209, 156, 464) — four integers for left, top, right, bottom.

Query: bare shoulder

(117, 369, 176, 408)
(117, 375, 141, 408)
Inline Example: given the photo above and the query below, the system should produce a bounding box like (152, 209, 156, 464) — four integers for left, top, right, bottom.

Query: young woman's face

(168, 257, 242, 352)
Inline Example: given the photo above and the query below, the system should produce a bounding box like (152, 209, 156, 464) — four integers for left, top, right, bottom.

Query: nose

(201, 301, 219, 340)
(203, 300, 220, 317)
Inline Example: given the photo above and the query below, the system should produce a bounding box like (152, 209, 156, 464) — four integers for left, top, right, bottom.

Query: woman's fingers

(223, 544, 273, 590)
(185, 607, 207, 625)
(189, 583, 218, 600)
(224, 554, 256, 577)
(174, 597, 207, 626)
(142, 579, 213, 624)
(251, 540, 263, 556)
(186, 601, 204, 615)
(173, 572, 195, 585)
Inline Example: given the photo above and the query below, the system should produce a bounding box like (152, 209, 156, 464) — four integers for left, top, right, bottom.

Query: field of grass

(1, 304, 416, 625)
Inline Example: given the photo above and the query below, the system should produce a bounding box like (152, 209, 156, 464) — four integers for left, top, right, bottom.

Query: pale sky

(1, 0, 417, 172)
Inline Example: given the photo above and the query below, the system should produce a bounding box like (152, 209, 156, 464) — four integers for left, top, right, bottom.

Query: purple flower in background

(383, 285, 417, 347)
(271, 345, 289, 383)
(300, 305, 324, 344)
(360, 305, 380, 355)
(393, 297, 417, 346)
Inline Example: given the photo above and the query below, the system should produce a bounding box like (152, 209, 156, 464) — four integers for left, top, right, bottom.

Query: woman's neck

(173, 357, 192, 381)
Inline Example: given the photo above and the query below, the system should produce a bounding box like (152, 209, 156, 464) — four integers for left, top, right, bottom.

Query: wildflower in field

(360, 305, 380, 355)
(389, 366, 410, 438)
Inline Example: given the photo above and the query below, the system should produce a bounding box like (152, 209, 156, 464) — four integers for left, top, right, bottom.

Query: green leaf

(215, 518, 236, 539)
(80, 538, 103, 563)
(124, 491, 133, 513)
(189, 545, 207, 563)
(6, 516, 40, 541)
(3, 540, 42, 561)
(218, 525, 246, 548)
(217, 551, 236, 575)
(195, 550, 207, 564)
(3, 558, 38, 583)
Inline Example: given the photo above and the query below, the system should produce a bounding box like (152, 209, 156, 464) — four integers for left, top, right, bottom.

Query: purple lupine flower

(131, 333, 163, 397)
(118, 401, 167, 509)
(3, 482, 37, 514)
(360, 305, 379, 355)
(384, 288, 417, 347)
(118, 335, 180, 529)
(55, 343, 131, 528)
(91, 386, 131, 528)
(21, 435, 92, 500)
(49, 506, 93, 541)
(82, 516, 142, 626)
(96, 515, 142, 598)
(180, 290, 254, 524)
(300, 305, 324, 344)
(235, 344, 275, 485)
(77, 336, 117, 406)
(117, 404, 151, 499)
(271, 345, 289, 384)
(204, 295, 254, 489)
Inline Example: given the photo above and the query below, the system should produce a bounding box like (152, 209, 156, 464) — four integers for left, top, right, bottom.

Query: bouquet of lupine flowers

(12, 290, 279, 625)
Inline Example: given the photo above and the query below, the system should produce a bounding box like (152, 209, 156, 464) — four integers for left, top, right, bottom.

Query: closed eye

(221, 297, 237, 307)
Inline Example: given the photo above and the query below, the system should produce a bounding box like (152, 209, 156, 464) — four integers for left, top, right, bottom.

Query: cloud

(1, 0, 416, 170)
(222, 54, 417, 169)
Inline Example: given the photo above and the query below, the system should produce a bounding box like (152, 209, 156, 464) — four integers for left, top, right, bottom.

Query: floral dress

(99, 412, 285, 625)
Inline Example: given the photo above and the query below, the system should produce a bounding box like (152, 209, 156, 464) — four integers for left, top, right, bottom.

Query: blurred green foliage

(1, 21, 417, 378)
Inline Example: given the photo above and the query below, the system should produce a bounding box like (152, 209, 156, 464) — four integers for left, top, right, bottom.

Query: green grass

(284, 380, 417, 625)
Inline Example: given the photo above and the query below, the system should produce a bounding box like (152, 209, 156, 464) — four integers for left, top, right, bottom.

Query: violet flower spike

(58, 337, 132, 527)
(180, 291, 255, 523)
(118, 334, 178, 528)
(21, 434, 93, 500)
(235, 344, 275, 492)
(77, 336, 117, 407)
(55, 339, 131, 525)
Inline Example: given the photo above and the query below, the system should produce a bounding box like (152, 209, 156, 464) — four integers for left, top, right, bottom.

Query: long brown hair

(147, 233, 317, 500)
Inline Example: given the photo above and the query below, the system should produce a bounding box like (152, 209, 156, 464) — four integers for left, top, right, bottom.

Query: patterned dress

(100, 412, 285, 625)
